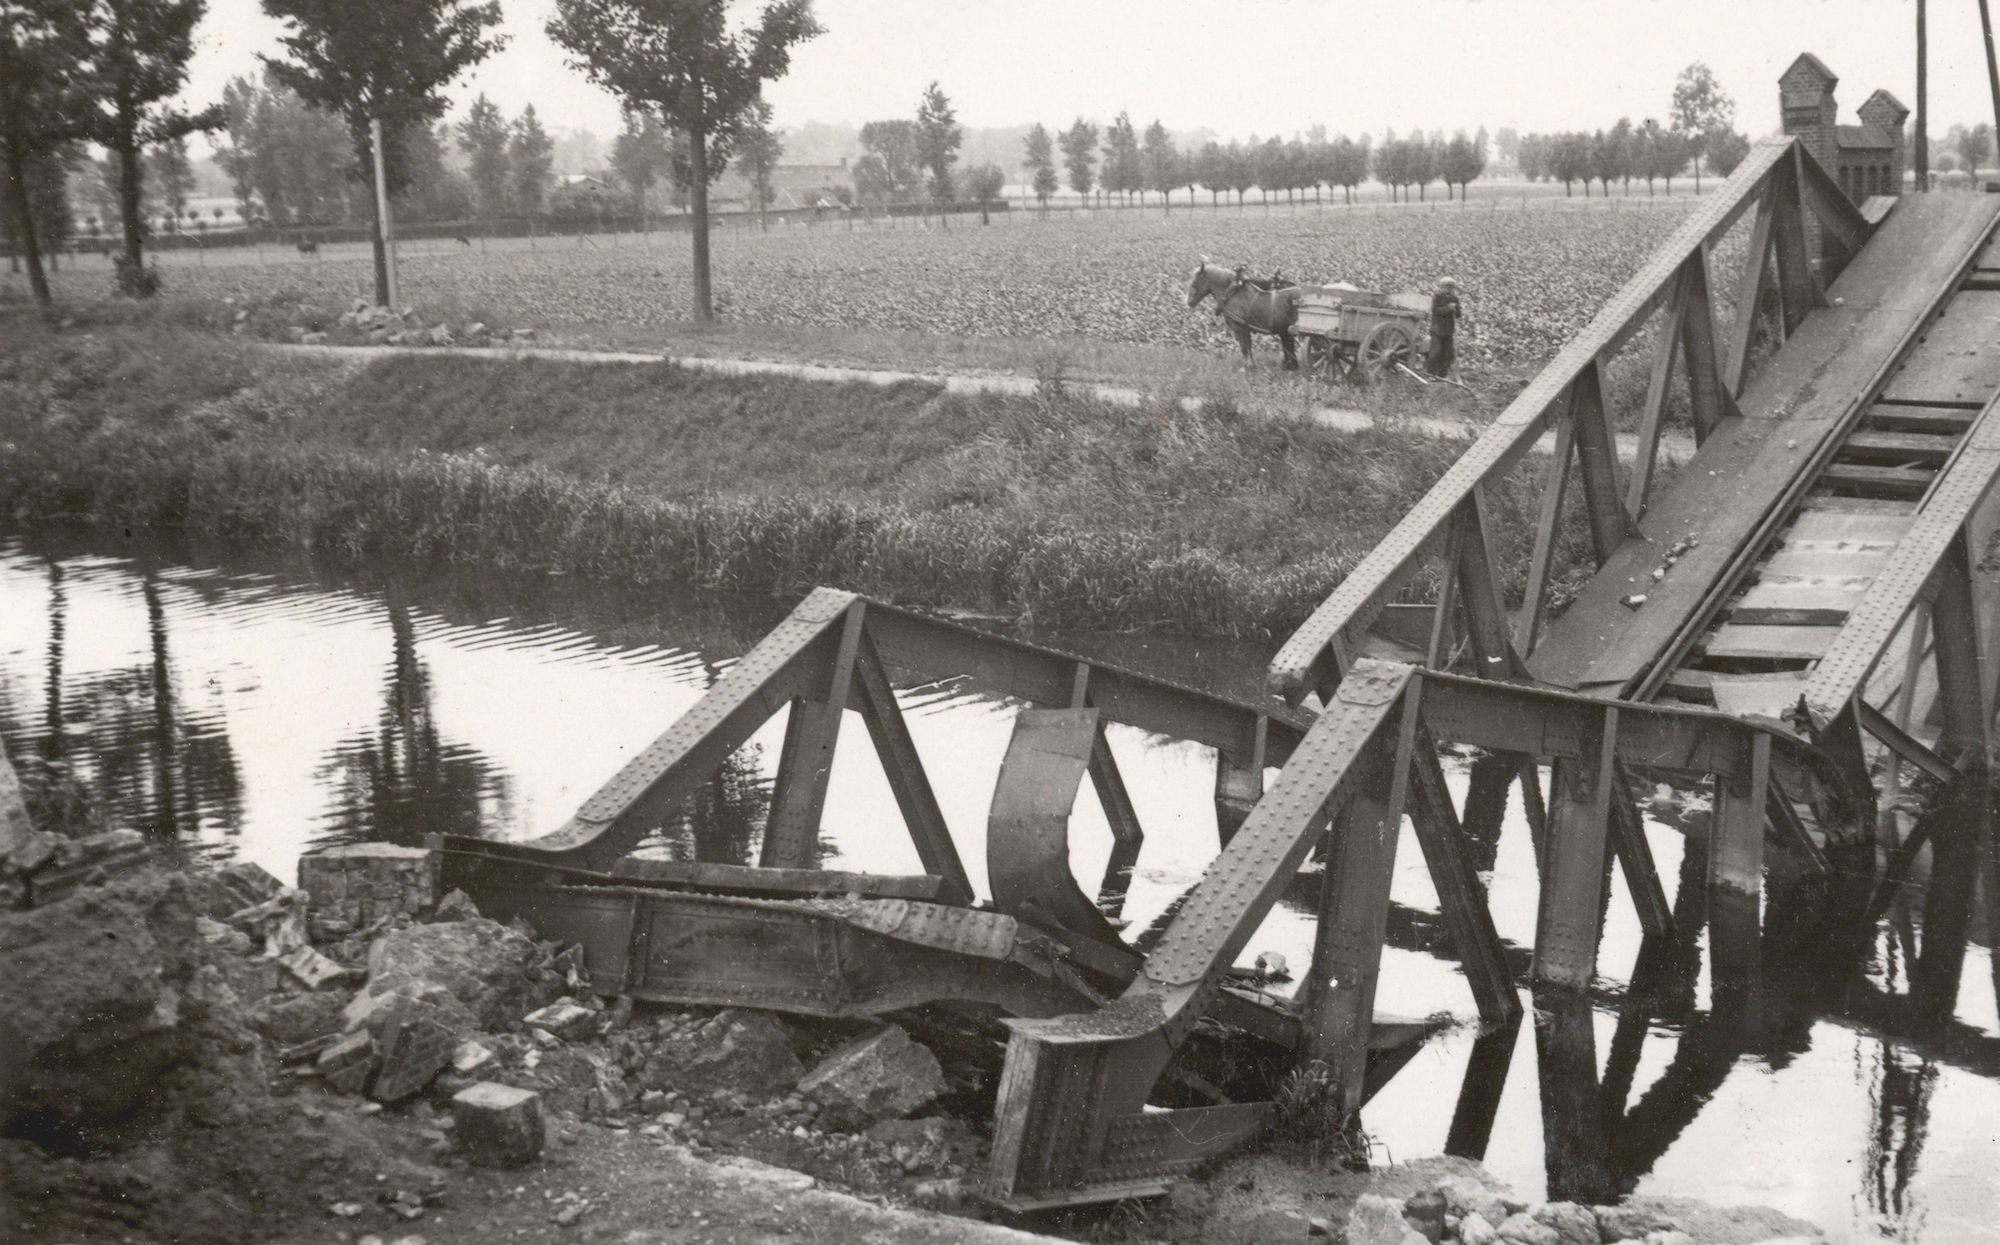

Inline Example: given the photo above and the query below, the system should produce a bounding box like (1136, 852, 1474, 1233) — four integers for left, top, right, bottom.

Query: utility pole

(371, 116, 401, 308)
(1982, 0, 2000, 177)
(1916, 0, 1930, 191)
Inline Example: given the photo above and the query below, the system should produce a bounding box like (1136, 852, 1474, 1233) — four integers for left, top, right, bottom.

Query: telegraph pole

(1981, 0, 2000, 176)
(371, 116, 401, 308)
(1916, 0, 1930, 191)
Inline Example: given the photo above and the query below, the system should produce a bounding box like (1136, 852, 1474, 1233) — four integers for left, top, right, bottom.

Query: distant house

(714, 160, 851, 211)
(559, 173, 611, 192)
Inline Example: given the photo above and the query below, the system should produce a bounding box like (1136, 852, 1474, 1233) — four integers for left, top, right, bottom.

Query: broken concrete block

(522, 1000, 596, 1041)
(1493, 1213, 1559, 1245)
(318, 1029, 377, 1095)
(192, 862, 286, 920)
(1531, 1203, 1601, 1245)
(249, 990, 349, 1048)
(451, 1082, 544, 1167)
(371, 995, 461, 1102)
(798, 1023, 943, 1130)
(278, 942, 353, 991)
(1593, 1207, 1681, 1243)
(452, 1039, 495, 1076)
(360, 916, 558, 1031)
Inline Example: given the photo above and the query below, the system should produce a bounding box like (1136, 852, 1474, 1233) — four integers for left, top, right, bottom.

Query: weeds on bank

(0, 319, 1586, 638)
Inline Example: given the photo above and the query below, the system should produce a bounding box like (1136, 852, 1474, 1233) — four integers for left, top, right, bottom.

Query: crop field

(47, 197, 1700, 369)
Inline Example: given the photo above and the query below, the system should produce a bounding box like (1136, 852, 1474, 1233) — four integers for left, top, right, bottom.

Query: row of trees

(1016, 120, 1493, 208)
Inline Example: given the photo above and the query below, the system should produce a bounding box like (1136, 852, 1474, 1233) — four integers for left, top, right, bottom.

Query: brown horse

(1186, 257, 1302, 369)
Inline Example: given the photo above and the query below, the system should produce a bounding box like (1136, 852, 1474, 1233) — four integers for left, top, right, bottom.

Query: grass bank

(0, 310, 1593, 640)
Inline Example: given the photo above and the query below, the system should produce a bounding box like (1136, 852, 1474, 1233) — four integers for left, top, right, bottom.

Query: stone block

(452, 1082, 544, 1167)
(1495, 1213, 1559, 1245)
(1594, 1206, 1682, 1242)
(638, 1008, 803, 1100)
(798, 1023, 943, 1130)
(249, 990, 348, 1047)
(1532, 1202, 1601, 1245)
(523, 1000, 597, 1041)
(318, 1029, 376, 1095)
(1460, 1213, 1499, 1245)
(1348, 1195, 1429, 1245)
(372, 995, 461, 1101)
(299, 843, 436, 929)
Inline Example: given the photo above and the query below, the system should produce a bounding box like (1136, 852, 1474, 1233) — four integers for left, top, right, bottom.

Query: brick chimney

(1779, 53, 1840, 179)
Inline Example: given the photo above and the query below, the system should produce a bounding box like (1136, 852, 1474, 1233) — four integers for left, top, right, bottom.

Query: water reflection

(2, 529, 1999, 1241)
(315, 590, 510, 849)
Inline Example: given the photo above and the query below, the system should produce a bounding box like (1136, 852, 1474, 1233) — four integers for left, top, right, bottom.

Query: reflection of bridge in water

(414, 130, 2000, 1212)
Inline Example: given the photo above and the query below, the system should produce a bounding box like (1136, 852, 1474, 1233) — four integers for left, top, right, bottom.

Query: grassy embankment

(0, 306, 1596, 639)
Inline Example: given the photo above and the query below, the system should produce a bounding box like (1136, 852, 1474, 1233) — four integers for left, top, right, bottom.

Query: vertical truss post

(1679, 246, 1739, 441)
(1452, 490, 1529, 679)
(1408, 719, 1520, 1022)
(1301, 682, 1419, 1113)
(1516, 412, 1576, 654)
(1772, 150, 1826, 332)
(849, 631, 973, 905)
(1915, 534, 1992, 1023)
(1459, 753, 1514, 870)
(1724, 186, 1779, 394)
(1568, 361, 1639, 566)
(1532, 705, 1619, 992)
(1708, 732, 1770, 1009)
(1427, 520, 1465, 670)
(1213, 716, 1268, 850)
(1880, 601, 1933, 844)
(761, 600, 868, 869)
(1626, 267, 1691, 518)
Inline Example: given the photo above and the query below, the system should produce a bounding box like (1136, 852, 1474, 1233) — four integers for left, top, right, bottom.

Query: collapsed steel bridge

(441, 136, 2000, 1208)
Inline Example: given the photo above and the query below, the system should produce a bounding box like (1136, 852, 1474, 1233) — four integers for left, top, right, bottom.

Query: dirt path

(271, 341, 1697, 463)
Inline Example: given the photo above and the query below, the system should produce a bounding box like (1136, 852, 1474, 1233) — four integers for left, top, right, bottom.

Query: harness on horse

(1213, 266, 1294, 330)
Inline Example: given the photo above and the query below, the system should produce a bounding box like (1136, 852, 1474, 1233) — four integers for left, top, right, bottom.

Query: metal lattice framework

(438, 135, 2000, 1211)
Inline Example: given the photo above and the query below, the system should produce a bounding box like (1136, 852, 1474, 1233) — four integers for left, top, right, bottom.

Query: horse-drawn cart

(1293, 287, 1429, 383)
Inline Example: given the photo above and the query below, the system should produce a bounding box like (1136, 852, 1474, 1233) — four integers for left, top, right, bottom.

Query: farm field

(40, 196, 1699, 378)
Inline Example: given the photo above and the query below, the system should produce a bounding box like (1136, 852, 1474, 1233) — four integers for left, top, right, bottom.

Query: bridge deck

(1528, 193, 2000, 697)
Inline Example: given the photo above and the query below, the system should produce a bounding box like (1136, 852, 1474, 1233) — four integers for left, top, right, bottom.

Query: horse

(1186, 256, 1303, 370)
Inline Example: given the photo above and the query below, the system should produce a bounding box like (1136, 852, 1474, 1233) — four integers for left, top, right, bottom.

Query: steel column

(850, 631, 973, 904)
(1568, 361, 1639, 565)
(761, 600, 867, 868)
(1407, 720, 1520, 1022)
(1532, 705, 1619, 991)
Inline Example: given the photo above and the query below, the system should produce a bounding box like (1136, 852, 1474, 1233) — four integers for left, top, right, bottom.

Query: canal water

(1, 526, 1996, 1243)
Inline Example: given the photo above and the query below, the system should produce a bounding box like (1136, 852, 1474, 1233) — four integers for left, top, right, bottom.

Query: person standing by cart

(1426, 277, 1463, 378)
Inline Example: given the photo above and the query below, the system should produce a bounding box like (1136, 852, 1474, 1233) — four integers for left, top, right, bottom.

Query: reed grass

(0, 316, 1573, 640)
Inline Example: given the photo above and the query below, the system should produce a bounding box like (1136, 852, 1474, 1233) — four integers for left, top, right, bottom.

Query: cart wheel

(1304, 337, 1337, 380)
(1358, 322, 1417, 382)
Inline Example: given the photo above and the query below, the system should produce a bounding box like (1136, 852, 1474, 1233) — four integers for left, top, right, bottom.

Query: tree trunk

(358, 134, 389, 307)
(690, 124, 713, 319)
(0, 81, 50, 307)
(117, 129, 145, 275)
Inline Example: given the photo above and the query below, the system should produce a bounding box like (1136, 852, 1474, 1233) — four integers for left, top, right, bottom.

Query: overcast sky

(187, 0, 2000, 149)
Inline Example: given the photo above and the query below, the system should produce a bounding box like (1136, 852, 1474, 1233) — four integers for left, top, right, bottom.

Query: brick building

(1779, 53, 1910, 202)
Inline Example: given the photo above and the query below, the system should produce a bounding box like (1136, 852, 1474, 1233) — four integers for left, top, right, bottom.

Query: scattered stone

(197, 914, 257, 955)
(638, 1008, 803, 1101)
(523, 1000, 598, 1041)
(452, 1082, 544, 1168)
(798, 1024, 943, 1130)
(368, 328, 392, 344)
(249, 990, 349, 1048)
(1494, 1213, 1559, 1245)
(433, 888, 481, 922)
(1347, 1194, 1429, 1245)
(453, 1038, 496, 1076)
(278, 942, 353, 991)
(330, 1201, 367, 1218)
(638, 1090, 670, 1115)
(1437, 1178, 1514, 1229)
(864, 1117, 961, 1175)
(317, 1029, 377, 1095)
(1404, 1189, 1447, 1243)
(372, 994, 461, 1101)
(1532, 1202, 1600, 1245)
(1460, 1212, 1500, 1245)
(360, 915, 560, 1031)
(512, 328, 536, 342)
(428, 324, 453, 346)
(301, 331, 328, 345)
(1644, 1234, 1694, 1245)
(193, 863, 286, 920)
(1595, 1206, 1682, 1242)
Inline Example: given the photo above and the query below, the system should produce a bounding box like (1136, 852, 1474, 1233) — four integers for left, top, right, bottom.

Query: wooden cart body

(1293, 288, 1428, 381)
